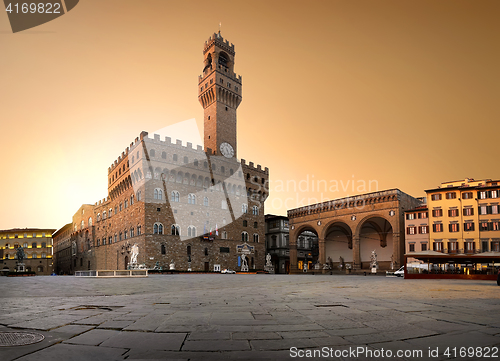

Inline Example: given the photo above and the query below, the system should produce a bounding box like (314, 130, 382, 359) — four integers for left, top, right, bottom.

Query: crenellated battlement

(142, 133, 204, 152)
(203, 32, 235, 55)
(241, 159, 269, 175)
(198, 68, 242, 83)
(94, 197, 110, 207)
(108, 135, 142, 174)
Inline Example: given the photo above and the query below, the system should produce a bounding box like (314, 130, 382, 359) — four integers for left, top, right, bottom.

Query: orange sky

(1, 0, 499, 230)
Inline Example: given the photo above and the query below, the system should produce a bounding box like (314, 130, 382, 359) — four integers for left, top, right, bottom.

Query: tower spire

(198, 33, 241, 158)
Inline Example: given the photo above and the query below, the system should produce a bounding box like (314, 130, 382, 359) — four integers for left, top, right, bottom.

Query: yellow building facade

(426, 178, 500, 255)
(0, 228, 56, 275)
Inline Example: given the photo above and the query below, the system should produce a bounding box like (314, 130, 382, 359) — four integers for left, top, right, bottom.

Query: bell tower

(198, 32, 242, 158)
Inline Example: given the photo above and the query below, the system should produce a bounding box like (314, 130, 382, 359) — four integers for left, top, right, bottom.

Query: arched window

(204, 247, 208, 256)
(41, 242, 46, 248)
(171, 225, 180, 236)
(161, 151, 166, 159)
(254, 222, 258, 228)
(124, 200, 128, 209)
(119, 232, 123, 241)
(187, 245, 191, 255)
(221, 231, 227, 240)
(136, 191, 141, 202)
(171, 191, 180, 202)
(154, 223, 164, 235)
(253, 234, 259, 243)
(124, 230, 128, 239)
(161, 244, 166, 254)
(150, 149, 155, 157)
(242, 204, 248, 214)
(137, 225, 142, 235)
(81, 220, 84, 229)
(32, 253, 37, 259)
(194, 159, 199, 167)
(243, 220, 247, 227)
(130, 227, 134, 237)
(154, 188, 163, 200)
(32, 242, 37, 248)
(183, 156, 188, 164)
(203, 197, 209, 206)
(188, 194, 196, 205)
(173, 154, 178, 162)
(188, 226, 196, 237)
(241, 232, 249, 242)
(88, 217, 93, 227)
(130, 195, 134, 205)
(252, 206, 259, 215)
(97, 213, 101, 222)
(114, 234, 117, 243)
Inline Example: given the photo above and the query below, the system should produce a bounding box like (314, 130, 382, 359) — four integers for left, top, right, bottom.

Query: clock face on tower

(220, 142, 234, 158)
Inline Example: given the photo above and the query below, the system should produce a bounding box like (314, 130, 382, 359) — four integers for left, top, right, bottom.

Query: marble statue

(130, 244, 139, 266)
(370, 250, 378, 270)
(241, 254, 249, 272)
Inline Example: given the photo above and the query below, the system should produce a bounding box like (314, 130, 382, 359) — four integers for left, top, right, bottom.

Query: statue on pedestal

(264, 253, 275, 274)
(16, 247, 26, 272)
(241, 254, 248, 272)
(370, 250, 378, 273)
(130, 244, 139, 269)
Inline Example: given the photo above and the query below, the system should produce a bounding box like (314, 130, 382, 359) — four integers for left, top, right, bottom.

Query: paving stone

(404, 330, 500, 349)
(278, 330, 330, 339)
(1, 275, 499, 360)
(188, 331, 231, 340)
(51, 324, 95, 336)
(251, 338, 318, 351)
(100, 331, 187, 351)
(182, 340, 251, 351)
(325, 327, 379, 336)
(63, 329, 120, 346)
(96, 320, 134, 330)
(232, 331, 281, 340)
(15, 344, 126, 361)
(8, 315, 84, 331)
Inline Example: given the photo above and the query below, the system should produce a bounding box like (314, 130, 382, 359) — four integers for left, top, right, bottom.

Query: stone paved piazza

(0, 274, 499, 360)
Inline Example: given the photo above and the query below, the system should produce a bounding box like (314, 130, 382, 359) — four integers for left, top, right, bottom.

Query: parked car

(221, 269, 236, 274)
(394, 266, 404, 277)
